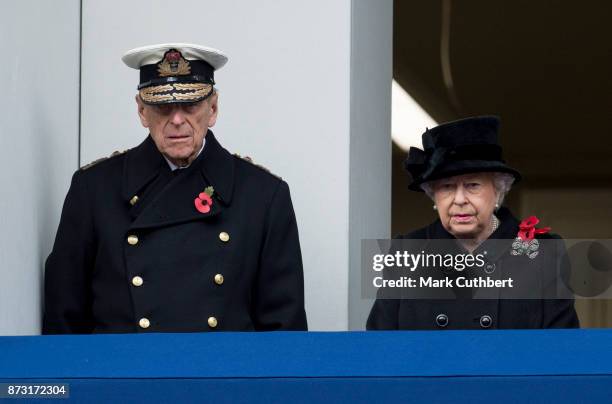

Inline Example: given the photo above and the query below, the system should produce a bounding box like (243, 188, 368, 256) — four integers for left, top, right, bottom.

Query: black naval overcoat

(367, 207, 579, 330)
(43, 131, 307, 333)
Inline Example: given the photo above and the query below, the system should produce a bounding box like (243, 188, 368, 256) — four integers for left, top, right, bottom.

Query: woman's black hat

(404, 116, 521, 192)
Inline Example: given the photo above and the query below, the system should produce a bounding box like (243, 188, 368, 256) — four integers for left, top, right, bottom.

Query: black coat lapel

(127, 130, 235, 230)
(198, 130, 235, 205)
(474, 207, 520, 261)
(122, 136, 166, 203)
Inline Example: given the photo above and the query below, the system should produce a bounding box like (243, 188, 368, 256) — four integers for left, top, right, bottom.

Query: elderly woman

(367, 116, 579, 330)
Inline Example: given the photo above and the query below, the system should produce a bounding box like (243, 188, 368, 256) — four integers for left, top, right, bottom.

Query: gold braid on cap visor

(139, 83, 213, 103)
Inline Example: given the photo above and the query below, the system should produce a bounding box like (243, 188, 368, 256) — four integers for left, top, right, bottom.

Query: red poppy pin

(511, 216, 551, 259)
(194, 186, 215, 214)
(518, 216, 551, 241)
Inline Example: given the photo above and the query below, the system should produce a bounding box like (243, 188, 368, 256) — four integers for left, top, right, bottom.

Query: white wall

(0, 0, 391, 333)
(0, 0, 80, 335)
(348, 0, 393, 329)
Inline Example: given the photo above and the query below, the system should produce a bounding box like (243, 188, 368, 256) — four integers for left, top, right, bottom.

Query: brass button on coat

(219, 232, 230, 242)
(132, 276, 143, 287)
(129, 195, 139, 206)
(127, 235, 139, 245)
(139, 317, 150, 329)
(214, 274, 224, 285)
(208, 316, 218, 328)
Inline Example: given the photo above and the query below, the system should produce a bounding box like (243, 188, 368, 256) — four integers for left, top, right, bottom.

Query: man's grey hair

(420, 172, 515, 206)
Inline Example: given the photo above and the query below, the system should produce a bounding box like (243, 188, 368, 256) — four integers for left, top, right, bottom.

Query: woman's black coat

(367, 207, 579, 330)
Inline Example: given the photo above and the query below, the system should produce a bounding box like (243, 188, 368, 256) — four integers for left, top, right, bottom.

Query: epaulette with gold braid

(80, 149, 128, 170)
(233, 153, 281, 180)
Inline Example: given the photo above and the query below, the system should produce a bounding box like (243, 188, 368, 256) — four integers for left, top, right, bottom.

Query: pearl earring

(433, 205, 437, 211)
(495, 203, 500, 210)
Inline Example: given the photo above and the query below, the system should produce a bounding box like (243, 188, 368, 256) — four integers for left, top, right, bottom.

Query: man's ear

(207, 93, 219, 128)
(135, 95, 149, 128)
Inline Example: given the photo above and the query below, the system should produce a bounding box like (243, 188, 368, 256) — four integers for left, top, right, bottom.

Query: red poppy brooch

(511, 216, 551, 259)
(194, 186, 215, 214)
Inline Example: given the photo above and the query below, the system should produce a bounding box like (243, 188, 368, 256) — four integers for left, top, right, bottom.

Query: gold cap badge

(157, 49, 191, 77)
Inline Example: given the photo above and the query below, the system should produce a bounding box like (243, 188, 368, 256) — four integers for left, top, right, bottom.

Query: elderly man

(43, 43, 307, 333)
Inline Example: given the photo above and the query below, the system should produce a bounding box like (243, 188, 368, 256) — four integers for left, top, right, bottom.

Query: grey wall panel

(0, 0, 80, 335)
(81, 0, 352, 330)
(348, 0, 393, 329)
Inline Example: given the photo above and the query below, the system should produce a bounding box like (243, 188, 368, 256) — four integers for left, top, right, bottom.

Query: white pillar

(0, 1, 81, 335)
(349, 0, 393, 329)
(82, 0, 393, 331)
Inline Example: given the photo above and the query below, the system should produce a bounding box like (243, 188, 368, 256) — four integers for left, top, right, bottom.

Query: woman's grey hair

(420, 172, 515, 206)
